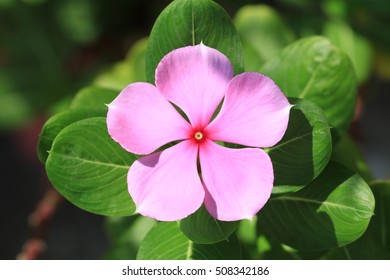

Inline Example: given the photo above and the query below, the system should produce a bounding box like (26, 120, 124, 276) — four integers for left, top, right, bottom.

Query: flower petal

(156, 44, 233, 128)
(128, 140, 204, 221)
(199, 140, 273, 221)
(206, 73, 292, 148)
(107, 82, 191, 155)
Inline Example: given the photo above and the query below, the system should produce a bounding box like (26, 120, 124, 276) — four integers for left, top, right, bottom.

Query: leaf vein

(51, 153, 130, 170)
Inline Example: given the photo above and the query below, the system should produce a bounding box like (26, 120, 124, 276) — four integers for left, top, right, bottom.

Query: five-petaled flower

(107, 43, 291, 221)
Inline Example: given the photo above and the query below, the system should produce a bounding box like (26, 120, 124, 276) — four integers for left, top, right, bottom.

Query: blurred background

(0, 0, 389, 259)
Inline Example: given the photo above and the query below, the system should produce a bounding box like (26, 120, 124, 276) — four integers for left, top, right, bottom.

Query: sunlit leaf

(261, 36, 357, 140)
(46, 117, 136, 216)
(70, 86, 119, 110)
(323, 20, 373, 84)
(37, 108, 105, 163)
(259, 161, 375, 251)
(268, 98, 332, 193)
(323, 181, 390, 259)
(145, 0, 244, 83)
(137, 222, 241, 260)
(180, 205, 239, 244)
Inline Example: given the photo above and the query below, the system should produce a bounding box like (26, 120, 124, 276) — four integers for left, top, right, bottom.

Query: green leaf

(103, 216, 157, 260)
(37, 108, 106, 163)
(46, 117, 136, 216)
(180, 205, 239, 244)
(258, 161, 375, 251)
(268, 98, 332, 193)
(234, 4, 295, 71)
(145, 0, 244, 83)
(70, 86, 119, 110)
(324, 180, 390, 259)
(260, 36, 357, 140)
(137, 222, 241, 260)
(323, 20, 373, 84)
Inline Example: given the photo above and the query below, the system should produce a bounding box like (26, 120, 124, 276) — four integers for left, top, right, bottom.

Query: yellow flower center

(194, 131, 203, 140)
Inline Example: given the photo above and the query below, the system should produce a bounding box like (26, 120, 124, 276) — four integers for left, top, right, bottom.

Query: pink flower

(107, 44, 291, 221)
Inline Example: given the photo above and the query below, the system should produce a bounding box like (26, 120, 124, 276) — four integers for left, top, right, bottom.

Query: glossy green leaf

(234, 5, 295, 71)
(70, 86, 119, 110)
(94, 38, 148, 90)
(323, 20, 373, 84)
(324, 180, 390, 259)
(37, 108, 106, 163)
(180, 205, 239, 244)
(137, 222, 241, 260)
(46, 117, 136, 216)
(260, 36, 357, 140)
(259, 161, 375, 251)
(145, 0, 244, 83)
(268, 98, 332, 193)
(103, 216, 157, 260)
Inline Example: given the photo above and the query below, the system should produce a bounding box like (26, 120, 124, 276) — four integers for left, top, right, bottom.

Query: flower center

(192, 129, 207, 144)
(194, 131, 203, 140)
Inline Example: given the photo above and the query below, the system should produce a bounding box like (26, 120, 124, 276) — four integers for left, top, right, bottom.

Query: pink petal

(155, 44, 234, 128)
(107, 82, 191, 155)
(199, 140, 273, 221)
(206, 73, 292, 148)
(128, 140, 204, 221)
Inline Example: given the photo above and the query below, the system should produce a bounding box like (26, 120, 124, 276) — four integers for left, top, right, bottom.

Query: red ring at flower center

(192, 129, 207, 143)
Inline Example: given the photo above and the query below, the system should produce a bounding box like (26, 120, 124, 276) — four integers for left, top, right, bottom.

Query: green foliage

(137, 222, 241, 260)
(70, 86, 119, 109)
(145, 0, 244, 83)
(323, 20, 373, 84)
(46, 117, 136, 216)
(324, 181, 390, 259)
(37, 86, 119, 163)
(103, 216, 157, 259)
(259, 162, 375, 251)
(261, 36, 357, 140)
(180, 205, 239, 244)
(234, 5, 295, 71)
(268, 98, 332, 193)
(37, 108, 106, 163)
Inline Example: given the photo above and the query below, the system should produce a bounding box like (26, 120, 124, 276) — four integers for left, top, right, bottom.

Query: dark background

(1, 0, 389, 259)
